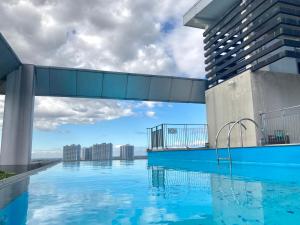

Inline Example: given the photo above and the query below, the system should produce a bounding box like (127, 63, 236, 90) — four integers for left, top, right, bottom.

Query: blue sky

(32, 102, 206, 157)
(0, 0, 206, 158)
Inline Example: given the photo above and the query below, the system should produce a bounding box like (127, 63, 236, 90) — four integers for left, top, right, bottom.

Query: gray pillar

(0, 64, 35, 166)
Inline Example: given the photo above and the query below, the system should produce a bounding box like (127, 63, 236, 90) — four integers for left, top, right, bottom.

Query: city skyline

(30, 103, 205, 158)
(63, 143, 136, 161)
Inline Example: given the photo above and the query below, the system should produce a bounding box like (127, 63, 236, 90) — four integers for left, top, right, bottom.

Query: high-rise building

(184, 0, 300, 148)
(120, 144, 134, 160)
(81, 147, 93, 161)
(63, 144, 81, 161)
(184, 0, 300, 88)
(92, 143, 113, 161)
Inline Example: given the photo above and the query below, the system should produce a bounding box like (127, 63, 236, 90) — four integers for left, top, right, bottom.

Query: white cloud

(146, 111, 156, 118)
(137, 101, 162, 109)
(0, 96, 164, 132)
(0, 0, 205, 77)
(0, 0, 206, 131)
(165, 27, 206, 77)
(34, 97, 135, 131)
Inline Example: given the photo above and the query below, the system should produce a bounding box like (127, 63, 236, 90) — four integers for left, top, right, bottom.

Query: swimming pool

(1, 158, 300, 225)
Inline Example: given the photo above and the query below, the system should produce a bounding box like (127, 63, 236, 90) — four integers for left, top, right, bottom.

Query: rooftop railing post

(240, 122, 244, 147)
(260, 113, 264, 145)
(165, 124, 168, 149)
(161, 124, 164, 149)
(282, 110, 287, 144)
(147, 128, 149, 150)
(147, 128, 151, 150)
(185, 124, 188, 148)
(156, 126, 158, 150)
(151, 127, 154, 150)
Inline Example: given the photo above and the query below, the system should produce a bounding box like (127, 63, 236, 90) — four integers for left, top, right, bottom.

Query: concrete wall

(261, 57, 299, 75)
(251, 70, 300, 144)
(206, 70, 300, 148)
(148, 145, 300, 165)
(205, 71, 257, 148)
(251, 70, 300, 119)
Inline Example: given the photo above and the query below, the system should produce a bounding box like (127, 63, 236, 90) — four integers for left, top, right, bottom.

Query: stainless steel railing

(215, 118, 265, 164)
(260, 105, 300, 145)
(147, 124, 208, 150)
(215, 121, 247, 164)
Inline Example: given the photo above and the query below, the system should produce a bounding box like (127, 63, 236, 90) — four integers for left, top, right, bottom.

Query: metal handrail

(259, 105, 300, 145)
(259, 104, 300, 115)
(215, 121, 247, 164)
(227, 118, 266, 161)
(149, 123, 207, 129)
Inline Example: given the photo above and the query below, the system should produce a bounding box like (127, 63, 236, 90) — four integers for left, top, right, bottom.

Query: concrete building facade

(206, 70, 300, 147)
(185, 0, 300, 148)
(92, 143, 113, 161)
(120, 145, 134, 160)
(81, 147, 93, 161)
(63, 144, 81, 162)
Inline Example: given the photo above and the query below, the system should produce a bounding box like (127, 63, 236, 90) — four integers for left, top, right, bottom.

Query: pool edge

(0, 161, 60, 190)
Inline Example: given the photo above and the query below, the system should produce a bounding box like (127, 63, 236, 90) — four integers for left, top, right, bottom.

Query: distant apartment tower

(120, 144, 134, 160)
(92, 143, 113, 161)
(63, 144, 81, 161)
(81, 147, 93, 161)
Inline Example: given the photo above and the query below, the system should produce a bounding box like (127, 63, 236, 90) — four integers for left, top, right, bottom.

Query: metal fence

(147, 124, 208, 150)
(260, 105, 300, 145)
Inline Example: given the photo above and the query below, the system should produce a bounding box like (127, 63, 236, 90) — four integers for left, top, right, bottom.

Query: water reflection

(149, 166, 211, 190)
(119, 160, 135, 166)
(148, 161, 300, 225)
(0, 160, 300, 224)
(149, 166, 165, 188)
(62, 160, 113, 169)
(211, 174, 264, 224)
(91, 160, 112, 168)
(148, 166, 213, 223)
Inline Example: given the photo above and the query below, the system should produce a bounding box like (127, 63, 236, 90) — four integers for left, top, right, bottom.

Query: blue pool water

(1, 159, 300, 225)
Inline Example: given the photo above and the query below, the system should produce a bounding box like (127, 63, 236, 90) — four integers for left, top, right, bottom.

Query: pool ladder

(215, 118, 265, 164)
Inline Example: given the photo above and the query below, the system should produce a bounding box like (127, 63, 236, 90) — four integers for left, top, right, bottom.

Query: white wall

(251, 71, 300, 143)
(205, 71, 257, 148)
(205, 70, 300, 148)
(251, 70, 300, 116)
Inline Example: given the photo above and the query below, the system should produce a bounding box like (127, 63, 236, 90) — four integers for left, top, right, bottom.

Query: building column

(0, 64, 35, 166)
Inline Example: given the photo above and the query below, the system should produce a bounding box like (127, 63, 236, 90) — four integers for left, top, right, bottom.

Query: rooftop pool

(1, 153, 300, 224)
